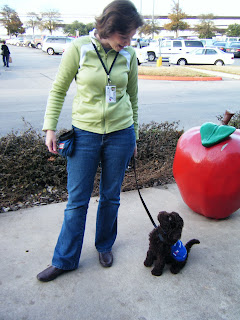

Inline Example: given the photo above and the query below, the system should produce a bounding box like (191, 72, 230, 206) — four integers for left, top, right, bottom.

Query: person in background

(137, 38, 142, 48)
(1, 40, 10, 68)
(37, 0, 143, 282)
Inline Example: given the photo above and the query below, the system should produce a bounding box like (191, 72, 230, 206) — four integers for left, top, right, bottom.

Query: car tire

(36, 43, 42, 49)
(148, 52, 156, 62)
(215, 60, 224, 66)
(177, 58, 187, 66)
(47, 48, 55, 55)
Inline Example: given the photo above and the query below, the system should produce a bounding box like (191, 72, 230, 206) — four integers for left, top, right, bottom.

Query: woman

(37, 0, 143, 282)
(1, 40, 10, 68)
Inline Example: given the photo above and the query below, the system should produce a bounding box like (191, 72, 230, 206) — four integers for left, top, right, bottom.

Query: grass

(138, 65, 240, 77)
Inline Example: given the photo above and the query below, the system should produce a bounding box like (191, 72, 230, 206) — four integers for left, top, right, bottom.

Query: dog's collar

(157, 232, 165, 242)
(157, 224, 167, 242)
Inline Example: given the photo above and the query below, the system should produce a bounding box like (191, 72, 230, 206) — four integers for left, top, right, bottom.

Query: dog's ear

(157, 211, 167, 223)
(172, 212, 184, 228)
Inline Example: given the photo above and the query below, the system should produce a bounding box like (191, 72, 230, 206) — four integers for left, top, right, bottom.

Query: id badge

(106, 85, 116, 103)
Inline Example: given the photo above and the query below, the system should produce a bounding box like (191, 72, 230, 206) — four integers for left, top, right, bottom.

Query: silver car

(42, 36, 74, 55)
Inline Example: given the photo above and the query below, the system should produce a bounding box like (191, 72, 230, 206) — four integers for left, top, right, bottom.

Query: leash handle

(132, 157, 157, 229)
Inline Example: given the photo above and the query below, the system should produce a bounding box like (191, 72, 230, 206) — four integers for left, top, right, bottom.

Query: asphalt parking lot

(1, 45, 240, 138)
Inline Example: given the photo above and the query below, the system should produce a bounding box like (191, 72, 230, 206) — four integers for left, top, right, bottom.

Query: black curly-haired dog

(144, 211, 200, 276)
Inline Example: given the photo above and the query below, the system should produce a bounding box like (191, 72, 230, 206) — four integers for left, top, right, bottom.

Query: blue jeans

(3, 54, 9, 67)
(52, 125, 136, 270)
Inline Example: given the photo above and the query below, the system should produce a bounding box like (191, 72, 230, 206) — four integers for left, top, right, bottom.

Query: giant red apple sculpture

(173, 111, 240, 219)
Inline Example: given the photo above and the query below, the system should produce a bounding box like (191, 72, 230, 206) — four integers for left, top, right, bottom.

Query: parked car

(131, 38, 149, 48)
(159, 39, 204, 58)
(225, 37, 240, 42)
(142, 40, 160, 61)
(5, 38, 15, 45)
(225, 42, 240, 58)
(31, 35, 46, 49)
(200, 39, 214, 47)
(134, 47, 148, 65)
(169, 47, 234, 66)
(7, 37, 24, 46)
(212, 41, 227, 52)
(23, 36, 34, 47)
(42, 36, 74, 55)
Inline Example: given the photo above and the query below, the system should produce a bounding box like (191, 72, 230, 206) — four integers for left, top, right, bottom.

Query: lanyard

(92, 42, 119, 84)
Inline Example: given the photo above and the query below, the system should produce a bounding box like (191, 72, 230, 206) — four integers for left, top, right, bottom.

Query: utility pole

(152, 0, 155, 39)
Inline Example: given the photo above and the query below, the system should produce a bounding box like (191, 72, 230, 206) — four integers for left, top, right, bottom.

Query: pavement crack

(39, 73, 54, 81)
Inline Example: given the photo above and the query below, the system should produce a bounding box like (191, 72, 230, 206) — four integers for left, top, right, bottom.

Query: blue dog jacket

(171, 240, 187, 262)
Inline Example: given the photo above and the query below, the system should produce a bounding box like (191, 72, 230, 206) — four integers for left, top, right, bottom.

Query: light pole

(152, 0, 155, 39)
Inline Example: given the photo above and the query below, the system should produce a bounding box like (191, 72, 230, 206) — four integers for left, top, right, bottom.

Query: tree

(39, 9, 62, 35)
(86, 23, 95, 33)
(226, 24, 240, 37)
(63, 21, 94, 37)
(0, 5, 25, 36)
(163, 1, 190, 38)
(26, 12, 41, 35)
(9, 12, 25, 36)
(194, 14, 217, 39)
(138, 20, 161, 38)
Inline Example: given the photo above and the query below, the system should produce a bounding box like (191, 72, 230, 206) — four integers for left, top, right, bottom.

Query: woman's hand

(45, 130, 58, 154)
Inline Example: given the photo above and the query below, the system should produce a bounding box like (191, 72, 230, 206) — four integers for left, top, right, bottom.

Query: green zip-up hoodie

(43, 30, 139, 139)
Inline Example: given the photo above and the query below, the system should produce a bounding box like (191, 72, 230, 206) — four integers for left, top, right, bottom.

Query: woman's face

(105, 29, 137, 51)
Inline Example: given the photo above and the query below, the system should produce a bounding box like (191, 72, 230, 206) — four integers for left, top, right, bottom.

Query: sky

(1, 0, 240, 24)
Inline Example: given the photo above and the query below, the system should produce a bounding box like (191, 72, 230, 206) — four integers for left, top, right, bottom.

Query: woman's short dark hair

(95, 0, 144, 39)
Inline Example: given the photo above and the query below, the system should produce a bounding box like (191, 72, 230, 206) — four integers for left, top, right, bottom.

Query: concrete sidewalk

(185, 67, 240, 80)
(0, 184, 239, 320)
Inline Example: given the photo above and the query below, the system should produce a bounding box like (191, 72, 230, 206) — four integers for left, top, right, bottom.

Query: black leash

(131, 157, 157, 229)
(131, 156, 165, 242)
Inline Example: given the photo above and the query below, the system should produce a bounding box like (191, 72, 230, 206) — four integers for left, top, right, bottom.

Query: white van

(134, 47, 148, 65)
(159, 39, 204, 58)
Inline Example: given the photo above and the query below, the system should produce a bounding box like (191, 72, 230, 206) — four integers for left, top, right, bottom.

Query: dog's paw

(144, 259, 153, 267)
(151, 268, 163, 276)
(170, 265, 181, 274)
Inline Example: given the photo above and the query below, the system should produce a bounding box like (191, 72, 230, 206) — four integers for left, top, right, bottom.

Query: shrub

(217, 111, 240, 129)
(0, 121, 182, 213)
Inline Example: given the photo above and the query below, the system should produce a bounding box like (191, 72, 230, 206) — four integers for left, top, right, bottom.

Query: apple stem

(222, 110, 235, 125)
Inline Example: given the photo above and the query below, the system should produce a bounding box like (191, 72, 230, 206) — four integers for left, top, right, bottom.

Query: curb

(138, 75, 222, 81)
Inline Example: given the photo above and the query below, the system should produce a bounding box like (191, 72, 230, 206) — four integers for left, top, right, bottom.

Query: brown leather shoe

(37, 266, 72, 282)
(99, 252, 113, 267)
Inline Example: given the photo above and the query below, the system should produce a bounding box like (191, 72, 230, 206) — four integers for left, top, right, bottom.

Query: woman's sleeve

(42, 41, 80, 131)
(127, 49, 139, 140)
